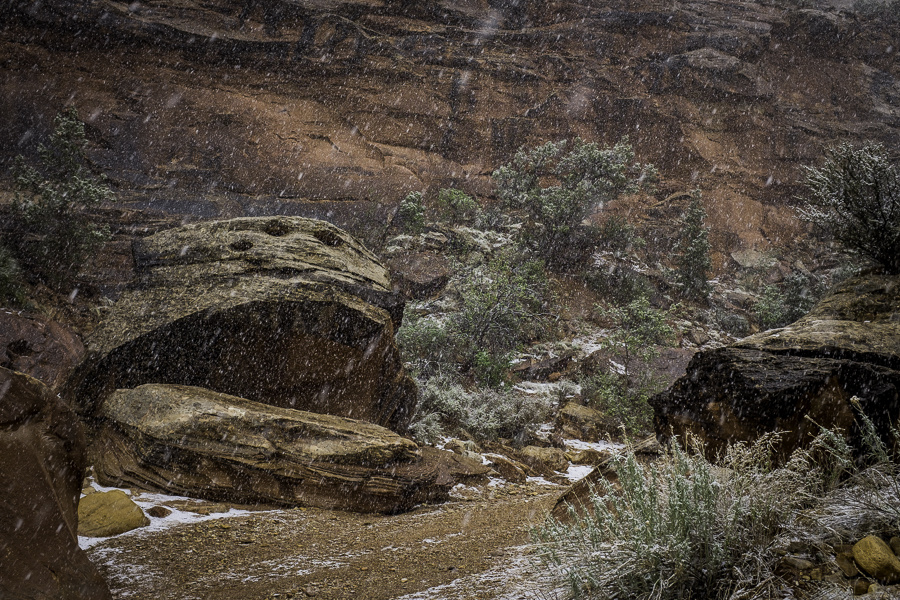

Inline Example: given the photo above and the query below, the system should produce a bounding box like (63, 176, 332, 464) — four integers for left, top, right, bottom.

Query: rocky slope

(2, 0, 899, 269)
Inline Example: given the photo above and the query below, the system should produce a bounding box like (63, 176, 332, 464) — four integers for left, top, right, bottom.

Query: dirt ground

(84, 480, 564, 600)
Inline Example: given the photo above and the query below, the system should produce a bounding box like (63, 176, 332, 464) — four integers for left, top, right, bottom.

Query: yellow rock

(852, 536, 900, 584)
(78, 490, 149, 537)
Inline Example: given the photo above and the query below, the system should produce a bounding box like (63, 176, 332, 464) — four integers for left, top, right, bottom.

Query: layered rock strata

(3, 0, 899, 266)
(69, 216, 417, 432)
(92, 383, 485, 513)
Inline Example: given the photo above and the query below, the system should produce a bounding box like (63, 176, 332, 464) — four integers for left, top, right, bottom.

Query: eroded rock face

(92, 384, 486, 513)
(2, 0, 898, 267)
(651, 274, 900, 457)
(0, 367, 111, 600)
(69, 216, 417, 431)
(0, 310, 85, 391)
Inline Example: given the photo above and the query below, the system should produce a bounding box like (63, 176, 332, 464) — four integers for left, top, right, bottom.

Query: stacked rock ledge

(92, 384, 486, 513)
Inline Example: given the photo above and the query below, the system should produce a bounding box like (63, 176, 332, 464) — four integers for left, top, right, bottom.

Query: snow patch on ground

(564, 464, 594, 482)
(564, 438, 625, 452)
(79, 481, 269, 550)
(525, 476, 560, 486)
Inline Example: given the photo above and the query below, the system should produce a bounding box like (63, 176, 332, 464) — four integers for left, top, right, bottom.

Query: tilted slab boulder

(0, 367, 111, 600)
(92, 384, 487, 513)
(651, 274, 900, 457)
(69, 216, 416, 432)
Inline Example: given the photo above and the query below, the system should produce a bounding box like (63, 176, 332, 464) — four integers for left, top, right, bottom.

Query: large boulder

(68, 216, 417, 432)
(0, 367, 111, 600)
(92, 383, 488, 513)
(651, 274, 900, 457)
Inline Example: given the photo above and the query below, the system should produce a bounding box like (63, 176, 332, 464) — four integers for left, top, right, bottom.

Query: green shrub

(437, 188, 479, 224)
(12, 107, 113, 288)
(753, 284, 789, 330)
(595, 215, 644, 255)
(674, 190, 712, 299)
(583, 265, 653, 305)
(493, 138, 656, 268)
(448, 252, 552, 379)
(594, 295, 675, 384)
(471, 350, 512, 388)
(717, 311, 751, 337)
(408, 377, 555, 444)
(579, 370, 656, 436)
(396, 191, 426, 234)
(801, 143, 900, 274)
(536, 431, 849, 600)
(583, 296, 674, 435)
(396, 310, 453, 379)
(397, 252, 552, 386)
(752, 272, 823, 330)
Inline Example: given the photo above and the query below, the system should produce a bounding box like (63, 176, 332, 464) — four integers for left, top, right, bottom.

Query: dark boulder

(651, 274, 900, 457)
(0, 367, 111, 600)
(68, 216, 417, 432)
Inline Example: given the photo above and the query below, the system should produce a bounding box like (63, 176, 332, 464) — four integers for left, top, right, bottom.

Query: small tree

(396, 251, 552, 387)
(584, 295, 675, 434)
(674, 190, 712, 299)
(12, 107, 114, 287)
(396, 191, 426, 234)
(449, 253, 551, 384)
(801, 143, 900, 274)
(493, 138, 656, 268)
(437, 188, 479, 224)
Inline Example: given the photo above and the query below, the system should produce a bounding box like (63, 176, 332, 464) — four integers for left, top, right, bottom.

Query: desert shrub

(595, 214, 644, 255)
(493, 138, 656, 268)
(396, 191, 426, 234)
(437, 188, 479, 224)
(583, 265, 653, 305)
(408, 377, 554, 444)
(674, 190, 712, 299)
(397, 252, 552, 386)
(471, 350, 513, 388)
(579, 370, 655, 436)
(536, 431, 852, 600)
(585, 215, 653, 304)
(753, 271, 824, 330)
(753, 284, 789, 330)
(717, 311, 751, 337)
(12, 107, 113, 288)
(396, 310, 454, 379)
(584, 296, 674, 434)
(801, 143, 900, 274)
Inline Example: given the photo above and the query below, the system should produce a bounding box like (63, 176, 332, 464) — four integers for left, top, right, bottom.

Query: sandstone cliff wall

(1, 0, 898, 261)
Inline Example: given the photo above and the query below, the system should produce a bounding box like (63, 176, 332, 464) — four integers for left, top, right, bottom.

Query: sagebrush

(801, 143, 900, 274)
(408, 377, 555, 444)
(536, 431, 851, 600)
